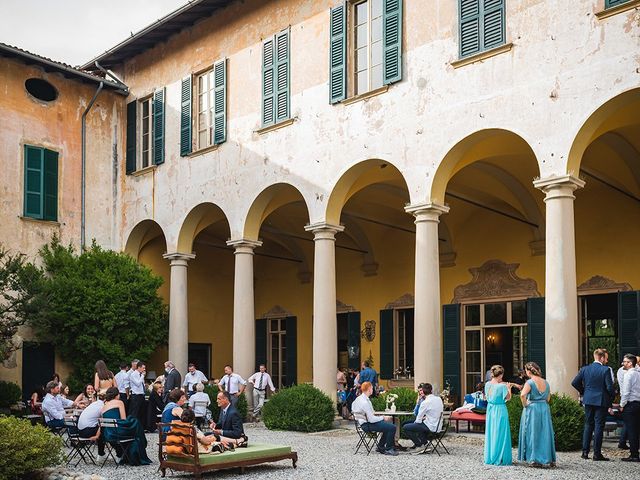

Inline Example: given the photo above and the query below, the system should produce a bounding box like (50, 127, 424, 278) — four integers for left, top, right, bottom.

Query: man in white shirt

(248, 364, 276, 417)
(114, 363, 130, 404)
(402, 383, 443, 449)
(77, 397, 106, 456)
(183, 363, 208, 397)
(351, 381, 398, 456)
(619, 354, 640, 462)
(129, 361, 146, 423)
(42, 381, 76, 428)
(218, 365, 246, 408)
(188, 382, 211, 421)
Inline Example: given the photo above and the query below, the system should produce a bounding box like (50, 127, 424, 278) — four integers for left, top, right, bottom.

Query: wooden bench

(158, 423, 297, 478)
(450, 410, 486, 433)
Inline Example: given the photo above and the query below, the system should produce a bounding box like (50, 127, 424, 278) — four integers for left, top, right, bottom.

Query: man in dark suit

(210, 391, 245, 444)
(572, 348, 615, 461)
(163, 361, 182, 402)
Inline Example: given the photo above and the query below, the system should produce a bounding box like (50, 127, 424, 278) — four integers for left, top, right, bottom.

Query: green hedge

(507, 393, 584, 451)
(263, 384, 334, 432)
(0, 381, 21, 409)
(203, 385, 248, 421)
(371, 387, 417, 439)
(0, 416, 63, 479)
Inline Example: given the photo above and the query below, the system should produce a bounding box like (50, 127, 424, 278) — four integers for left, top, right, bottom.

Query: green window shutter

(329, 3, 347, 103)
(619, 291, 640, 356)
(255, 318, 267, 371)
(482, 0, 505, 51)
(606, 0, 630, 8)
(125, 101, 137, 174)
(275, 29, 290, 123)
(459, 0, 481, 58)
(153, 87, 165, 165)
(180, 77, 192, 157)
(347, 311, 361, 371)
(527, 297, 546, 376)
(43, 149, 58, 222)
(213, 59, 227, 145)
(24, 145, 44, 219)
(262, 38, 275, 126)
(379, 309, 394, 380)
(443, 304, 461, 396)
(383, 0, 403, 85)
(285, 316, 297, 386)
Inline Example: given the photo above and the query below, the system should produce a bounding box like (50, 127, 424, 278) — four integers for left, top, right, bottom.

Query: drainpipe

(81, 81, 104, 250)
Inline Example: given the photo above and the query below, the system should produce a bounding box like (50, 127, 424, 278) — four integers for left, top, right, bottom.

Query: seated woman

(75, 384, 97, 408)
(101, 387, 151, 466)
(161, 388, 188, 431)
(147, 382, 165, 433)
(166, 409, 227, 455)
(30, 385, 44, 415)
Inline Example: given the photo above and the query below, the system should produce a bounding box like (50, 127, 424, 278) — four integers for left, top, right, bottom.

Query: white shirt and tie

(219, 373, 246, 394)
(248, 370, 275, 416)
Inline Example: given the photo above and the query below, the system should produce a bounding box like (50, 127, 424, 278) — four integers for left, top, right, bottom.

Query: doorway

(580, 293, 618, 368)
(22, 342, 54, 402)
(188, 343, 212, 379)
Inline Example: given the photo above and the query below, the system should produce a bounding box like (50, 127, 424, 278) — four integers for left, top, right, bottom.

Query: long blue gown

(102, 407, 152, 466)
(518, 379, 556, 465)
(484, 382, 512, 465)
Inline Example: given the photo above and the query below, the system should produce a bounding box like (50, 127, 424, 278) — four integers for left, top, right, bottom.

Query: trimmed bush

(507, 392, 584, 451)
(0, 381, 21, 409)
(203, 384, 248, 421)
(263, 384, 334, 432)
(0, 416, 63, 479)
(371, 387, 418, 439)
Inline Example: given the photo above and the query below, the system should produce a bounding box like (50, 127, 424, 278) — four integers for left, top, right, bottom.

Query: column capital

(162, 252, 196, 266)
(533, 175, 585, 200)
(304, 222, 345, 239)
(226, 238, 263, 254)
(405, 202, 450, 222)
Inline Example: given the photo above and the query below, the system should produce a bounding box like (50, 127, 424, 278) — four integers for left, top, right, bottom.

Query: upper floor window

(459, 0, 505, 59)
(262, 28, 290, 127)
(23, 145, 58, 221)
(140, 96, 153, 169)
(196, 69, 215, 150)
(354, 0, 384, 95)
(605, 0, 631, 8)
(126, 88, 165, 174)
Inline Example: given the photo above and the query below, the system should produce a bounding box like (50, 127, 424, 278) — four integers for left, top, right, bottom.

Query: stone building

(1, 0, 639, 402)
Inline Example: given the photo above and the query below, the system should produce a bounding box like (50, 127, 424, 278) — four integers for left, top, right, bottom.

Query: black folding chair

(64, 418, 96, 467)
(98, 418, 135, 468)
(421, 413, 451, 455)
(354, 417, 381, 455)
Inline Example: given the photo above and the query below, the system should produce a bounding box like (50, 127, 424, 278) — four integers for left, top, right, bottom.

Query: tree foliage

(31, 238, 168, 390)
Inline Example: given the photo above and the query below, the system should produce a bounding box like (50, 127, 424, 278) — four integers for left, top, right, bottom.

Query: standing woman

(484, 364, 512, 465)
(94, 360, 117, 395)
(518, 362, 556, 467)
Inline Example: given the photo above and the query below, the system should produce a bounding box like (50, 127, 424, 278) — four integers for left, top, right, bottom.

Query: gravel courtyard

(64, 423, 639, 480)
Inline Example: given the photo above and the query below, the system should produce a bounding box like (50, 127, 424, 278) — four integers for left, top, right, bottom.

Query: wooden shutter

(262, 38, 275, 126)
(459, 0, 481, 58)
(383, 0, 402, 84)
(527, 297, 546, 376)
(275, 29, 290, 123)
(606, 0, 629, 8)
(442, 304, 461, 396)
(380, 309, 394, 379)
(619, 291, 640, 356)
(180, 77, 192, 157)
(329, 3, 347, 103)
(255, 318, 267, 371)
(24, 146, 43, 219)
(285, 316, 297, 386)
(153, 88, 165, 165)
(213, 59, 227, 145)
(43, 149, 58, 222)
(482, 0, 505, 51)
(347, 311, 361, 371)
(126, 101, 137, 173)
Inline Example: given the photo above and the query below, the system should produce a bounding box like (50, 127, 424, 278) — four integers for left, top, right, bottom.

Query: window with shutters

(459, 0, 505, 59)
(268, 318, 288, 389)
(140, 96, 153, 169)
(353, 0, 384, 95)
(605, 0, 631, 8)
(132, 89, 165, 171)
(262, 29, 290, 127)
(196, 69, 215, 150)
(394, 308, 414, 378)
(23, 145, 58, 222)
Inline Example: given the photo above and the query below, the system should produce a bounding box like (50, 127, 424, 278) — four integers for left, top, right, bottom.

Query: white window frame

(139, 96, 153, 169)
(267, 318, 287, 389)
(195, 68, 215, 150)
(351, 0, 384, 96)
(393, 308, 413, 378)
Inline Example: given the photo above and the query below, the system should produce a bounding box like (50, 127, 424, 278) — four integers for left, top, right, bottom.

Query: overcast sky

(0, 0, 188, 66)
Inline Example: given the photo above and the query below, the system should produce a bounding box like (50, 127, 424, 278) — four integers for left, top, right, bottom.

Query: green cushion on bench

(167, 443, 292, 466)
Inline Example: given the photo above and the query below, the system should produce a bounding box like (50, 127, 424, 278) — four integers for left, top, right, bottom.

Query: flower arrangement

(385, 393, 399, 412)
(439, 380, 451, 405)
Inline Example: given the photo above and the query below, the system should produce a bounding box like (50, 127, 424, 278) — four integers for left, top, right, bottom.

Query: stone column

(405, 203, 449, 390)
(163, 252, 196, 375)
(533, 175, 584, 397)
(227, 239, 262, 380)
(305, 222, 344, 402)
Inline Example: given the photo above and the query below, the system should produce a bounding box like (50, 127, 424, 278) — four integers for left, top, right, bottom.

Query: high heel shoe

(236, 434, 249, 448)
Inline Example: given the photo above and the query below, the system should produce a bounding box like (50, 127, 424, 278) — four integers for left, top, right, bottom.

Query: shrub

(371, 387, 418, 438)
(263, 384, 334, 432)
(507, 392, 584, 451)
(203, 384, 248, 421)
(0, 416, 63, 479)
(0, 381, 22, 409)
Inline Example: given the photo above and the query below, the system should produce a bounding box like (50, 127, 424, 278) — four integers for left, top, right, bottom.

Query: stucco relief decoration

(336, 299, 356, 313)
(577, 275, 632, 293)
(452, 260, 540, 303)
(361, 320, 376, 343)
(385, 293, 415, 309)
(260, 305, 294, 319)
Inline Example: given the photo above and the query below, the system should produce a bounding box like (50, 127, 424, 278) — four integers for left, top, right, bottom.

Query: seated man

(42, 380, 77, 429)
(188, 383, 211, 424)
(208, 391, 248, 447)
(352, 381, 398, 456)
(402, 382, 443, 450)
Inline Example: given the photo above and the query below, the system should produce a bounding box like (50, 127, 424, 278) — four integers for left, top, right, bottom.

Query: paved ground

(67, 424, 637, 480)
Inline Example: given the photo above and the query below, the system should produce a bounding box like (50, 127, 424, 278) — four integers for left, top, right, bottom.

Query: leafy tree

(31, 238, 168, 390)
(0, 246, 45, 361)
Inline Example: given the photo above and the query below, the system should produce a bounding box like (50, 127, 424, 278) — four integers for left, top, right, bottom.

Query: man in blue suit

(572, 348, 615, 461)
(209, 390, 246, 446)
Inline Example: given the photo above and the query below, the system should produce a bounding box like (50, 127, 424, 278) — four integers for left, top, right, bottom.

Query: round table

(374, 411, 413, 441)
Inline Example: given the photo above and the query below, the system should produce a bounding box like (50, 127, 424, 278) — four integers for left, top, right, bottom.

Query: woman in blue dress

(518, 361, 556, 467)
(484, 364, 512, 465)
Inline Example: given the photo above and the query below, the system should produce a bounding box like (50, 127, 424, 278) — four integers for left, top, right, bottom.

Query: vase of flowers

(385, 393, 398, 413)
